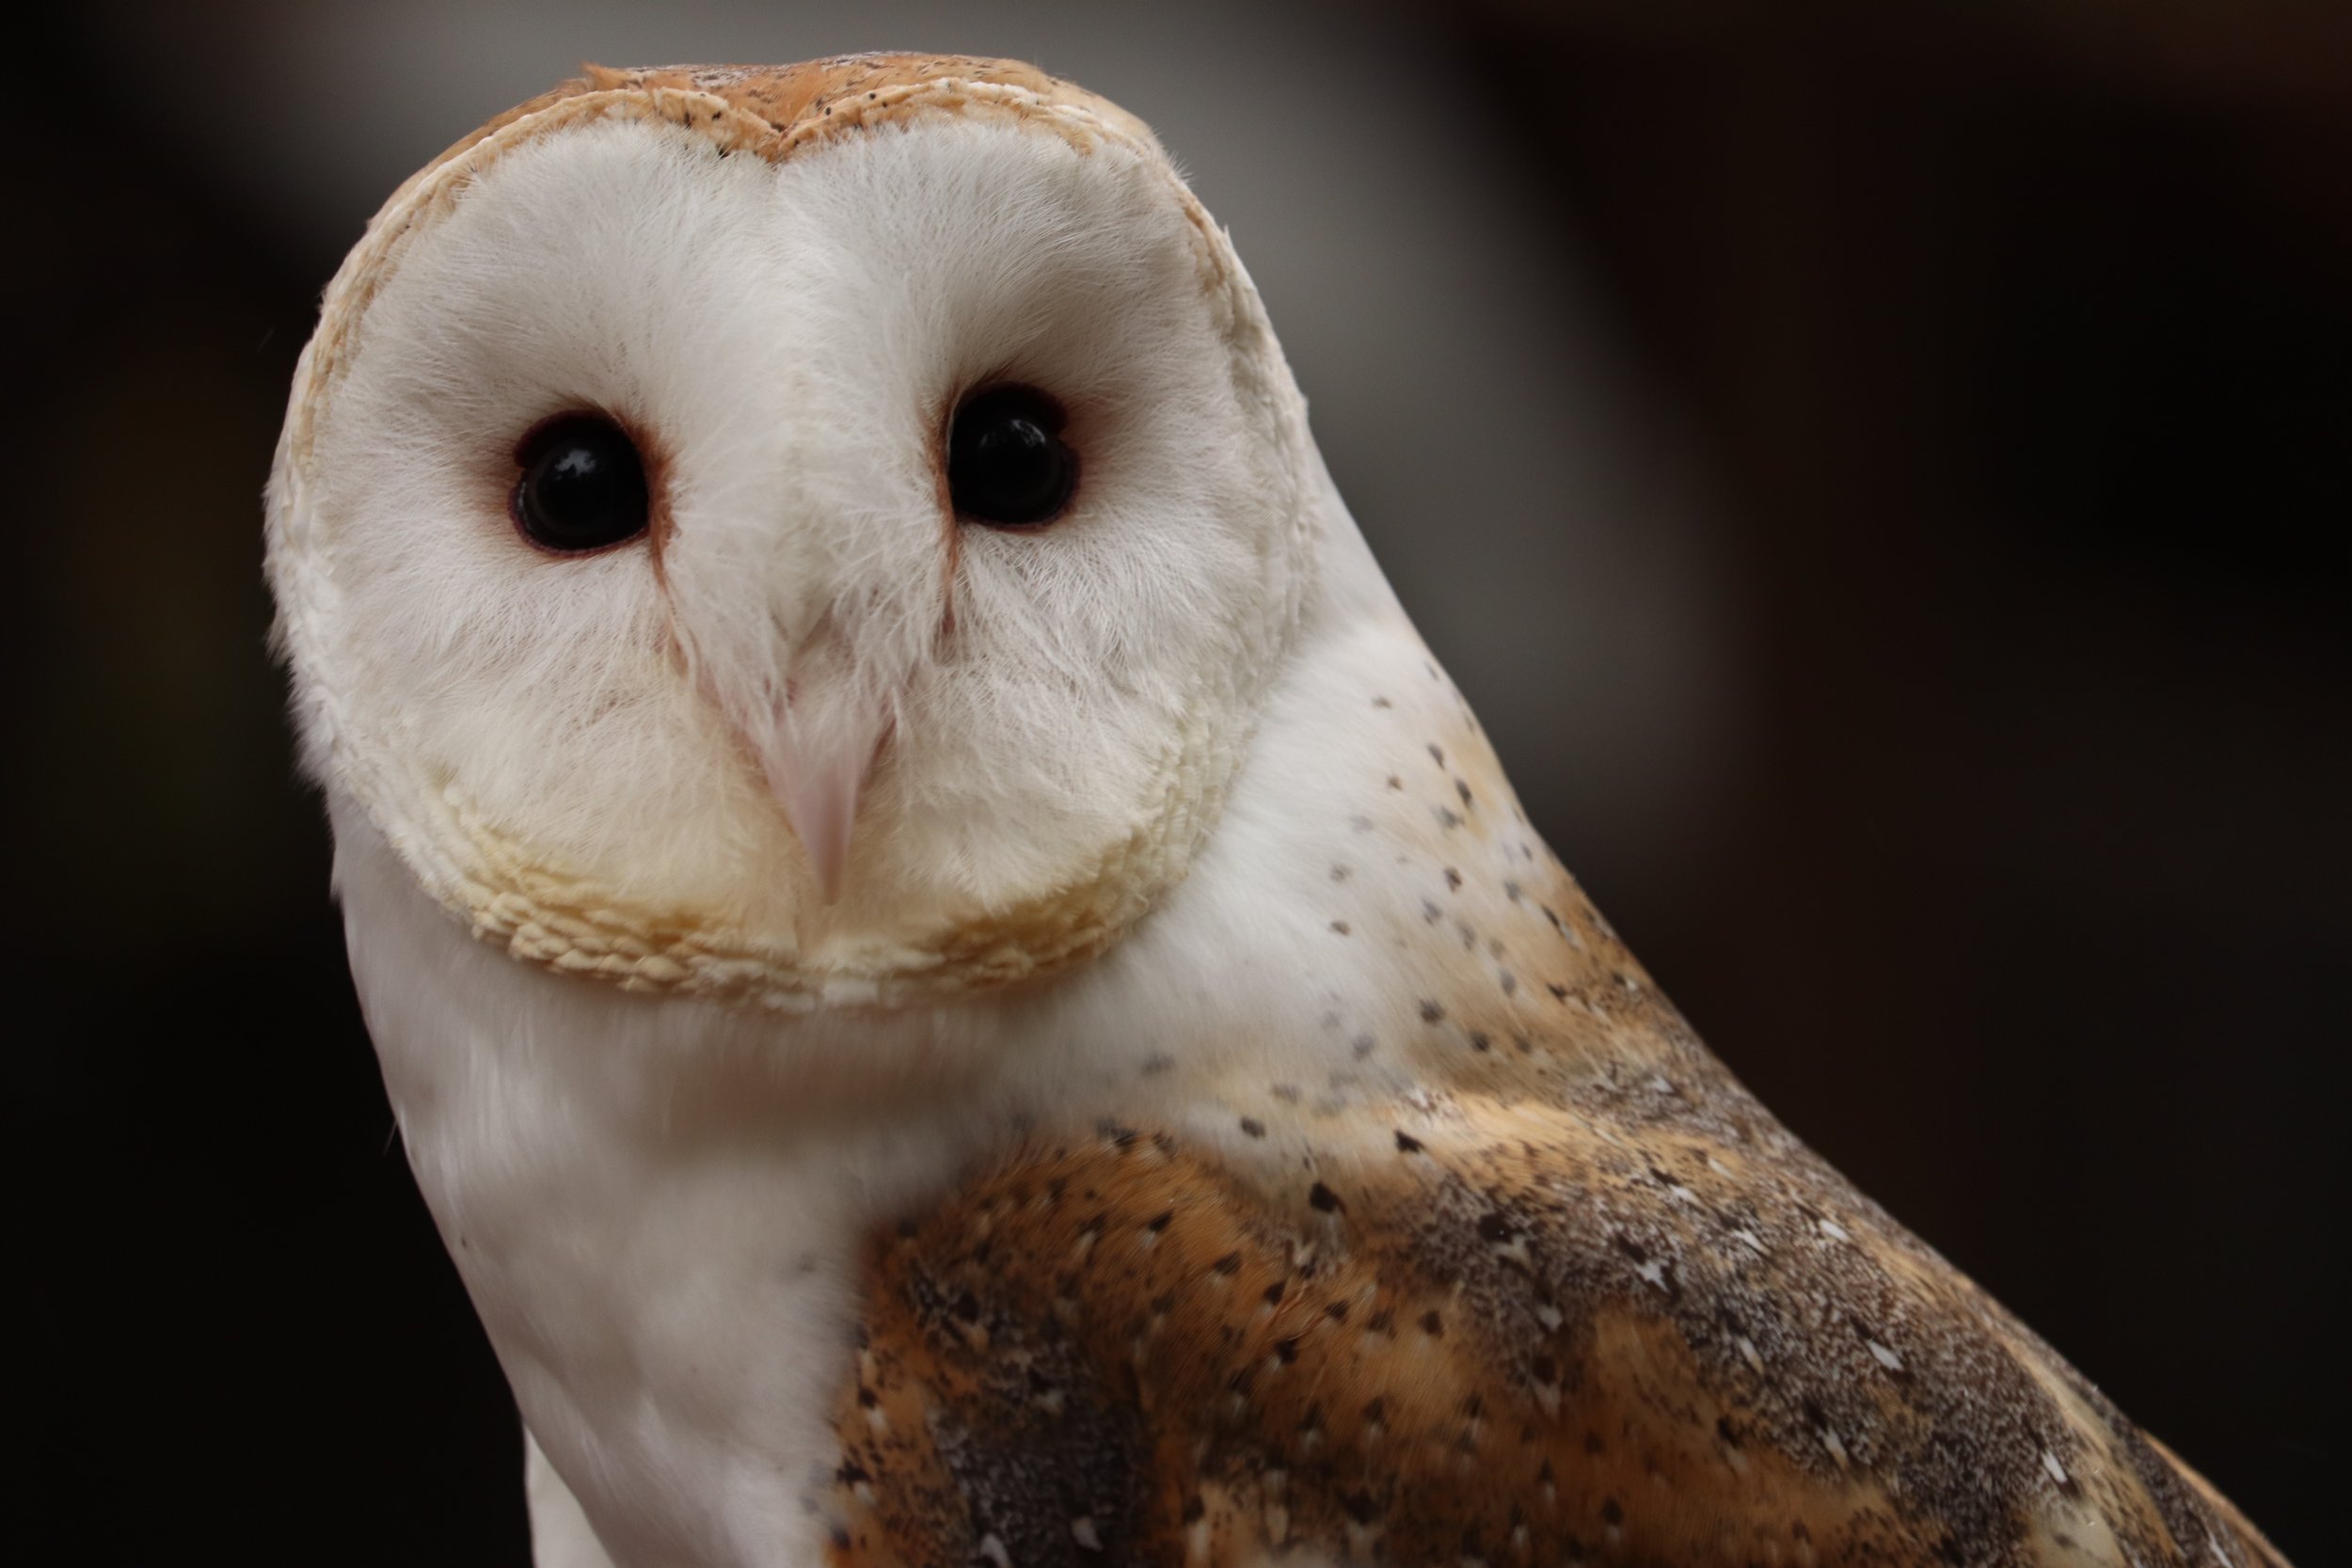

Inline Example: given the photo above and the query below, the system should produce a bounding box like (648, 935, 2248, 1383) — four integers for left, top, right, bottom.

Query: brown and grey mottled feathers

(819, 687, 2283, 1567)
(831, 895, 2284, 1568)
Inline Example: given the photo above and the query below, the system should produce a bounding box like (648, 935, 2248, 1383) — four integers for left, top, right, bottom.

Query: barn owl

(267, 54, 2288, 1568)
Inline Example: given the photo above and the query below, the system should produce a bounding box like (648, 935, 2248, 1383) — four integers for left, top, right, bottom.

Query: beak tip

(768, 748, 864, 907)
(750, 690, 886, 907)
(809, 841, 850, 906)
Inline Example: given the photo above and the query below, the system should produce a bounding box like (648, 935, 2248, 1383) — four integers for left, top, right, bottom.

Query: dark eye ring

(510, 412, 652, 554)
(946, 384, 1078, 529)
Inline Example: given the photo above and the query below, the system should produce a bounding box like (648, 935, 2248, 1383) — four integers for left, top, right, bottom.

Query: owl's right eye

(511, 414, 651, 554)
(947, 385, 1077, 529)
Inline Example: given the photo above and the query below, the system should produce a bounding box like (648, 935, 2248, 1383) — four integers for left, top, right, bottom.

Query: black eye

(511, 413, 651, 553)
(947, 385, 1077, 528)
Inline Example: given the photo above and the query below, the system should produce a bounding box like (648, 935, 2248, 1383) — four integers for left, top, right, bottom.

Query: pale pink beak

(755, 701, 887, 904)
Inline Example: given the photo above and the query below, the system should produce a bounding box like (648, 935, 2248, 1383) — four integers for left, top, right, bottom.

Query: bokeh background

(14, 3, 2344, 1562)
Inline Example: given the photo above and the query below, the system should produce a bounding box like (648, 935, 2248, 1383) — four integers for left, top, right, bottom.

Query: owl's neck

(338, 795, 980, 1566)
(333, 508, 1646, 1566)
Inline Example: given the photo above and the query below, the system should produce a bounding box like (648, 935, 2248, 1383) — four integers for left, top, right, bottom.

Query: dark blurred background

(13, 3, 2344, 1562)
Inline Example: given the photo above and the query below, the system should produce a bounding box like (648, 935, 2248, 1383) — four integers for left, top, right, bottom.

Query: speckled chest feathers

(270, 54, 2288, 1568)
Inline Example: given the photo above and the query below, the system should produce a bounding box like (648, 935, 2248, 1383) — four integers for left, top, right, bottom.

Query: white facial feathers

(274, 94, 1318, 1003)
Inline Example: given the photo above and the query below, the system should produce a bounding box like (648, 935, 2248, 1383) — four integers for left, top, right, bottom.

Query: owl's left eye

(511, 414, 651, 554)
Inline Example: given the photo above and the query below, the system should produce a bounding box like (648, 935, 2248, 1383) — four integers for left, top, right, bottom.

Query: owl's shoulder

(830, 1026, 2283, 1568)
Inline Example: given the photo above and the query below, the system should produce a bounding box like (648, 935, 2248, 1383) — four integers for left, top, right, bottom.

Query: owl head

(268, 56, 1327, 1010)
